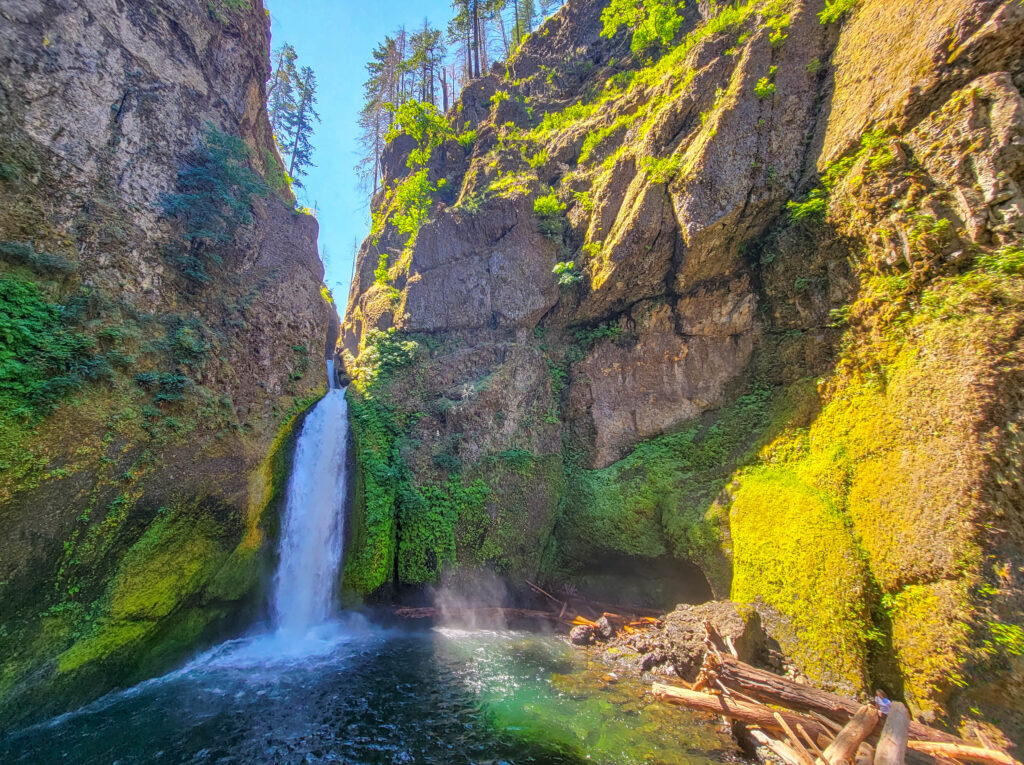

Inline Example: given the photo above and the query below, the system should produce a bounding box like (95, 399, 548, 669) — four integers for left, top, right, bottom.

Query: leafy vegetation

(0, 241, 75, 274)
(0, 279, 107, 421)
(641, 154, 682, 183)
(819, 0, 860, 24)
(600, 0, 686, 53)
(553, 260, 583, 287)
(386, 100, 452, 168)
(787, 187, 827, 223)
(533, 188, 567, 239)
(754, 65, 778, 99)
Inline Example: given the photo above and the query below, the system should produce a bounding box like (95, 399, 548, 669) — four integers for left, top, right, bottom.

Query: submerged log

(652, 683, 833, 741)
(906, 742, 1023, 765)
(823, 705, 881, 765)
(703, 656, 967, 745)
(875, 703, 910, 765)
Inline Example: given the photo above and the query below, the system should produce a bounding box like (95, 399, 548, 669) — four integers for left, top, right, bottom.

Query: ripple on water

(1, 625, 738, 765)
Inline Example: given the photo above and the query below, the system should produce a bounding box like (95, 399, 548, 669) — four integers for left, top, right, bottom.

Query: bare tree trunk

(472, 0, 481, 77)
(480, 12, 489, 73)
(905, 742, 1022, 765)
(497, 9, 509, 56)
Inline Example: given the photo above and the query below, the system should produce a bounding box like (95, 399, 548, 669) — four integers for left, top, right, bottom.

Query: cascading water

(273, 360, 350, 636)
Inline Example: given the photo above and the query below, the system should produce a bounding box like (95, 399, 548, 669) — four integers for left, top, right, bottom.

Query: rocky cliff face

(0, 0, 332, 723)
(342, 0, 1024, 743)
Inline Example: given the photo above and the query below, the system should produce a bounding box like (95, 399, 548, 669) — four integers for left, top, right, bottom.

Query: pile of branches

(652, 625, 1019, 765)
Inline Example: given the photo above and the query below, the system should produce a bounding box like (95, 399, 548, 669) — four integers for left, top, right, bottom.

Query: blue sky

(264, 0, 453, 308)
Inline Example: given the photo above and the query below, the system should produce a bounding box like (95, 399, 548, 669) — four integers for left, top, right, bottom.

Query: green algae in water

(0, 626, 734, 764)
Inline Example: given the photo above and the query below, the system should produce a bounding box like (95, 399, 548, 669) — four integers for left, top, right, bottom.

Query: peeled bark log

(906, 741, 1023, 765)
(652, 683, 833, 741)
(875, 703, 910, 765)
(703, 656, 967, 745)
(823, 705, 881, 765)
(797, 723, 827, 760)
(749, 727, 807, 765)
(857, 743, 876, 765)
(774, 711, 817, 765)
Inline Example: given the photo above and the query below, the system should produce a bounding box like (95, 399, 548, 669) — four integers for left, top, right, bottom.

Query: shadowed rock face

(0, 0, 332, 723)
(347, 0, 1023, 740)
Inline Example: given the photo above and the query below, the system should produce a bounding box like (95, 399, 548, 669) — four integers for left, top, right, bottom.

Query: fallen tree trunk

(906, 741, 1023, 765)
(875, 703, 910, 765)
(823, 705, 881, 765)
(703, 655, 967, 746)
(390, 606, 566, 622)
(652, 683, 834, 741)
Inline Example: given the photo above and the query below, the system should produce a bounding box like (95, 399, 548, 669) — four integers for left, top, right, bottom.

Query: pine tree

(283, 67, 320, 186)
(358, 34, 408, 194)
(267, 43, 299, 145)
(516, 0, 536, 41)
(410, 21, 445, 106)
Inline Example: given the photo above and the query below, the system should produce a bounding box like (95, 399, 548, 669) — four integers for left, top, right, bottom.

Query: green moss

(56, 620, 154, 674)
(725, 237, 1024, 702)
(889, 581, 972, 714)
(730, 466, 871, 691)
(342, 329, 422, 595)
(398, 478, 490, 584)
(108, 513, 224, 621)
(551, 386, 778, 593)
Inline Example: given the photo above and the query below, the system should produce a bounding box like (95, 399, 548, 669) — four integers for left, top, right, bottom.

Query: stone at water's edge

(659, 602, 766, 682)
(571, 600, 767, 683)
(0, 0, 332, 725)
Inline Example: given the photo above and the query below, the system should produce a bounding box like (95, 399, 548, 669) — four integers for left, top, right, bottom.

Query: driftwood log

(875, 702, 910, 765)
(652, 683, 834, 741)
(702, 655, 968, 746)
(390, 606, 567, 622)
(906, 741, 1023, 765)
(748, 726, 807, 765)
(823, 705, 881, 765)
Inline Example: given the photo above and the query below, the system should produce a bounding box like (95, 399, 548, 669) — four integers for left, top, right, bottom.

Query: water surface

(1, 622, 736, 764)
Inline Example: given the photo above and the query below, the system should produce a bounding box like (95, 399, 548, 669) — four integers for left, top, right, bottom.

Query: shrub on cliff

(601, 0, 686, 53)
(162, 127, 270, 285)
(385, 100, 452, 168)
(534, 189, 567, 240)
(0, 277, 104, 420)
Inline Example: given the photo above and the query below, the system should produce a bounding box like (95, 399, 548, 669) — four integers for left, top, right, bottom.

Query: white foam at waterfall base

(272, 364, 350, 637)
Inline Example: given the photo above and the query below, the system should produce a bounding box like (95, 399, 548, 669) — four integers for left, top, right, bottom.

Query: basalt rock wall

(0, 0, 332, 724)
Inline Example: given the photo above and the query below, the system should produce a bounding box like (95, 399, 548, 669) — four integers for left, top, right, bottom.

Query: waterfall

(272, 362, 350, 636)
